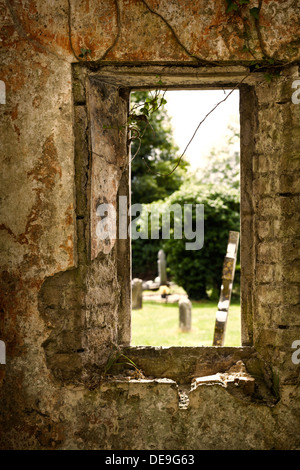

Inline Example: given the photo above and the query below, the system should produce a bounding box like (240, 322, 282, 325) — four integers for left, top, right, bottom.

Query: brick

(279, 173, 300, 194)
(257, 197, 281, 218)
(270, 305, 300, 326)
(279, 154, 300, 172)
(282, 285, 300, 305)
(274, 217, 299, 239)
(254, 154, 279, 173)
(279, 195, 300, 217)
(256, 264, 275, 283)
(256, 284, 283, 305)
(257, 219, 274, 240)
(253, 175, 276, 196)
(257, 242, 281, 263)
(281, 239, 300, 262)
(256, 82, 287, 105)
(282, 262, 300, 283)
(273, 265, 284, 283)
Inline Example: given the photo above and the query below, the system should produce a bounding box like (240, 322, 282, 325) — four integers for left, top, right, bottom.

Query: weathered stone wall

(252, 73, 300, 390)
(0, 0, 299, 450)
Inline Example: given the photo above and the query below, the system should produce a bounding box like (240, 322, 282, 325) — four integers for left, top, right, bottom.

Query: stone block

(257, 219, 274, 240)
(256, 264, 275, 283)
(257, 242, 280, 263)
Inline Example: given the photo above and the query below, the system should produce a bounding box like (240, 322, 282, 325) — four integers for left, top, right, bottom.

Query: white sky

(164, 89, 240, 170)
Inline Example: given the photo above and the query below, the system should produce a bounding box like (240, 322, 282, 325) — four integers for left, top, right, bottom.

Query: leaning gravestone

(213, 231, 239, 346)
(157, 249, 167, 286)
(179, 298, 192, 332)
(132, 278, 143, 310)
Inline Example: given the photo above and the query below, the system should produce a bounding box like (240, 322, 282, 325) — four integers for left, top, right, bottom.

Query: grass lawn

(131, 299, 241, 347)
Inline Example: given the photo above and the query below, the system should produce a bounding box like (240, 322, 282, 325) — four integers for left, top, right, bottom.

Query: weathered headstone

(157, 249, 167, 286)
(179, 298, 192, 332)
(213, 231, 239, 346)
(132, 278, 143, 310)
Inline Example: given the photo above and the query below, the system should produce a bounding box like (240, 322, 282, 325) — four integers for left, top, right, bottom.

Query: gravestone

(213, 231, 239, 346)
(179, 298, 192, 332)
(132, 278, 143, 310)
(157, 249, 167, 286)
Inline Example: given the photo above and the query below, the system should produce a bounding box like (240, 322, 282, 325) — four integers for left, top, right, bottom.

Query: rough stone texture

(0, 0, 299, 450)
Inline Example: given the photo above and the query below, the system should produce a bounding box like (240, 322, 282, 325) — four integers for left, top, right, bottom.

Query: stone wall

(0, 0, 299, 450)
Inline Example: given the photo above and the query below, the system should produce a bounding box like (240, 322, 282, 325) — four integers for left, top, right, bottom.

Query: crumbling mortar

(105, 351, 281, 408)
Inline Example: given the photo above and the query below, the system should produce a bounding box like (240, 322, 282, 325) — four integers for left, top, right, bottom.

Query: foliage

(225, 0, 250, 13)
(161, 126, 241, 299)
(195, 122, 240, 190)
(161, 181, 240, 300)
(130, 91, 189, 205)
(132, 237, 162, 280)
(132, 122, 241, 294)
(128, 85, 241, 296)
(131, 90, 189, 279)
(78, 48, 91, 58)
(104, 348, 144, 378)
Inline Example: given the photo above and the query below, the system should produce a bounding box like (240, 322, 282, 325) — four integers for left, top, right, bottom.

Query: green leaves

(225, 1, 259, 21)
(226, 1, 239, 13)
(264, 73, 273, 83)
(155, 74, 163, 86)
(78, 48, 92, 58)
(225, 0, 250, 13)
(162, 182, 240, 300)
(250, 60, 261, 68)
(264, 70, 280, 83)
(129, 90, 167, 125)
(104, 349, 143, 377)
(265, 57, 275, 65)
(130, 91, 188, 206)
(140, 107, 149, 116)
(250, 7, 259, 20)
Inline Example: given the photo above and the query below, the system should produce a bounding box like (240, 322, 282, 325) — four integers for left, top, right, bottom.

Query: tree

(131, 90, 189, 279)
(134, 123, 241, 298)
(161, 181, 240, 299)
(195, 121, 240, 190)
(162, 123, 241, 299)
(130, 91, 189, 205)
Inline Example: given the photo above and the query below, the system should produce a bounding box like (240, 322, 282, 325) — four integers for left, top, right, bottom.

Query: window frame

(73, 64, 256, 374)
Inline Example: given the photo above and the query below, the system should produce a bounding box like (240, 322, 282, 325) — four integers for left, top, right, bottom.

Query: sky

(163, 89, 240, 170)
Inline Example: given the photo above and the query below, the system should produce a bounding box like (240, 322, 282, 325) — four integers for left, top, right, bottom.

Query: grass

(131, 299, 241, 347)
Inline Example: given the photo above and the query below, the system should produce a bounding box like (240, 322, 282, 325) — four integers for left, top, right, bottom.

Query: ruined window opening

(130, 88, 241, 348)
(70, 64, 255, 385)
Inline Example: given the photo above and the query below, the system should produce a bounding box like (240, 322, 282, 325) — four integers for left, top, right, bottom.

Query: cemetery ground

(131, 286, 241, 347)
